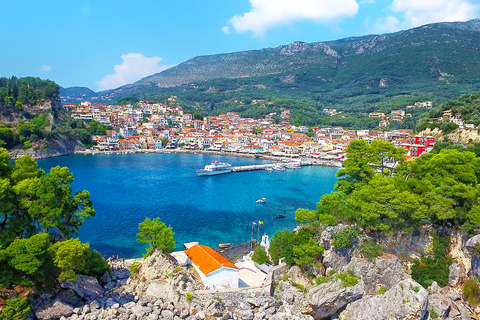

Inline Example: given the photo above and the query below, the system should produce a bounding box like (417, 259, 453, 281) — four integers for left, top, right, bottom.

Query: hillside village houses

(68, 98, 437, 160)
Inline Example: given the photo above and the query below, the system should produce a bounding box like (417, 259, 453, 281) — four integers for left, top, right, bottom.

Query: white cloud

(225, 0, 360, 36)
(40, 65, 52, 72)
(372, 0, 479, 33)
(97, 53, 170, 91)
(221, 26, 231, 34)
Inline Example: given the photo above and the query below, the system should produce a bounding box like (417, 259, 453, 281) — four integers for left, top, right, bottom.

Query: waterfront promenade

(74, 148, 342, 167)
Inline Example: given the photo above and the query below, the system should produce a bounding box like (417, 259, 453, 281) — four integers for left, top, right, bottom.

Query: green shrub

(213, 297, 225, 306)
(332, 228, 359, 249)
(429, 310, 439, 319)
(130, 261, 140, 278)
(377, 286, 387, 294)
(0, 297, 31, 320)
(411, 235, 452, 288)
(336, 273, 358, 287)
(252, 246, 269, 265)
(463, 278, 480, 306)
(186, 292, 194, 301)
(357, 241, 383, 260)
(410, 285, 420, 292)
(316, 276, 329, 285)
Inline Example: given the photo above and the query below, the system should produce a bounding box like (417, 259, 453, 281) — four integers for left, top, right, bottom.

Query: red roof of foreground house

(184, 244, 238, 276)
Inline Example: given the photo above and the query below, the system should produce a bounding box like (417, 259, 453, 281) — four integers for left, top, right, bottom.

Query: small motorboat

(265, 167, 274, 171)
(275, 215, 286, 219)
(219, 243, 231, 249)
(256, 197, 266, 203)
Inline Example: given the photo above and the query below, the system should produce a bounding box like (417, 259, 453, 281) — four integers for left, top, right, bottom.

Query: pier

(230, 162, 311, 173)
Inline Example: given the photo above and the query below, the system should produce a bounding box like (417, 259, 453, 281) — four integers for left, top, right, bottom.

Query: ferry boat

(196, 162, 232, 176)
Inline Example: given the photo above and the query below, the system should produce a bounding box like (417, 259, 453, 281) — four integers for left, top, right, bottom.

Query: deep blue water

(37, 154, 339, 258)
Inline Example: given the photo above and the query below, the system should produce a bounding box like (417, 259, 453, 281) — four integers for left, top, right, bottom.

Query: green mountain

(63, 19, 480, 122)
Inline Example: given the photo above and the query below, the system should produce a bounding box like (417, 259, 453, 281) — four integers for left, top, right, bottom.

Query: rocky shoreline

(28, 225, 480, 320)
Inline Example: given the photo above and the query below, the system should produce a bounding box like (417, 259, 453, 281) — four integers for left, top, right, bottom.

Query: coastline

(74, 148, 343, 167)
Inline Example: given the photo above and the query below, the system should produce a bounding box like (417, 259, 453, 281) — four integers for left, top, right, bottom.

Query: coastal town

(68, 96, 438, 162)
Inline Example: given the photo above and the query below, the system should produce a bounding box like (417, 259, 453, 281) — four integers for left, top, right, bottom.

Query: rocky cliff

(27, 227, 480, 320)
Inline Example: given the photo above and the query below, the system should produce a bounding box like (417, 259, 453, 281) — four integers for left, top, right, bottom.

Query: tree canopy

(0, 149, 108, 292)
(136, 217, 176, 254)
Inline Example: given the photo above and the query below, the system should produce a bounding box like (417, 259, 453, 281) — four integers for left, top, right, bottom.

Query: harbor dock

(230, 162, 311, 173)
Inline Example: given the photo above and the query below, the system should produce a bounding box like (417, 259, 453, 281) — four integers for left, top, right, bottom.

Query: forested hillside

(61, 19, 480, 125)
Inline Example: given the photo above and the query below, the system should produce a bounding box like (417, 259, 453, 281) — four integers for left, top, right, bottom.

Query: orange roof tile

(185, 245, 238, 276)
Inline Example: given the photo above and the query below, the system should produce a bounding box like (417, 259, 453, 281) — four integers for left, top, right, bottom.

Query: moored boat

(275, 214, 286, 219)
(196, 162, 231, 176)
(256, 197, 266, 203)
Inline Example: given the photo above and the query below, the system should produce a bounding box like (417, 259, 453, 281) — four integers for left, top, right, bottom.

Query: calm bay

(37, 153, 339, 258)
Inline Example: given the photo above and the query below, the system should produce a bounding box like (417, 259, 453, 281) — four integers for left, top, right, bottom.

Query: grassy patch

(357, 241, 383, 260)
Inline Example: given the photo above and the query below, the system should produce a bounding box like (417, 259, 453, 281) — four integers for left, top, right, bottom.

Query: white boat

(196, 162, 231, 176)
(256, 197, 266, 203)
(286, 163, 301, 169)
(265, 167, 274, 171)
(273, 165, 286, 171)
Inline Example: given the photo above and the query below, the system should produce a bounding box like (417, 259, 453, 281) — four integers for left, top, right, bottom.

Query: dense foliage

(0, 76, 59, 107)
(0, 149, 108, 291)
(268, 229, 323, 267)
(417, 92, 480, 131)
(411, 234, 452, 288)
(252, 246, 269, 265)
(136, 217, 176, 255)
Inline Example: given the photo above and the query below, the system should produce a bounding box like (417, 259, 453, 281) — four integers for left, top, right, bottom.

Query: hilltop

(62, 19, 480, 117)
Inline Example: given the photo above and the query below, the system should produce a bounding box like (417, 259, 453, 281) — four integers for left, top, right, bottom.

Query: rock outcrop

(306, 279, 364, 319)
(339, 279, 428, 320)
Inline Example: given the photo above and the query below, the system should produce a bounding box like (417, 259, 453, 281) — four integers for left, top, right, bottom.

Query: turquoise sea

(37, 153, 339, 258)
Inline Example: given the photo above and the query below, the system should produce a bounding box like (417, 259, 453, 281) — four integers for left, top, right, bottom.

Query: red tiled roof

(185, 245, 238, 276)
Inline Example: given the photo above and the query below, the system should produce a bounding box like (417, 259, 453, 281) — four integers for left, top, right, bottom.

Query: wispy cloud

(97, 53, 170, 91)
(223, 0, 360, 36)
(40, 65, 52, 72)
(371, 0, 479, 33)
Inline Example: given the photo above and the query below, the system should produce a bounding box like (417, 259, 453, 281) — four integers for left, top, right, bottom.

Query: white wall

(206, 268, 239, 289)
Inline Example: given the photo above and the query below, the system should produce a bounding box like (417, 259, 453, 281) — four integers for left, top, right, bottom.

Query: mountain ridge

(61, 19, 480, 114)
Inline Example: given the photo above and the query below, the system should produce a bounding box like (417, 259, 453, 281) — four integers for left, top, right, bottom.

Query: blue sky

(1, 0, 479, 91)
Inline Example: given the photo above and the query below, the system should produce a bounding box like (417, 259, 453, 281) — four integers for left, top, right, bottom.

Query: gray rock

(124, 301, 136, 309)
(344, 255, 409, 295)
(89, 300, 100, 310)
(339, 279, 428, 320)
(465, 235, 480, 248)
(235, 309, 254, 320)
(323, 249, 350, 272)
(82, 305, 90, 314)
(161, 309, 175, 319)
(61, 275, 104, 302)
(307, 278, 364, 319)
(428, 293, 451, 319)
(57, 289, 82, 308)
(196, 310, 206, 319)
(449, 262, 466, 287)
(100, 272, 111, 285)
(112, 268, 131, 280)
(471, 256, 480, 278)
(35, 299, 74, 320)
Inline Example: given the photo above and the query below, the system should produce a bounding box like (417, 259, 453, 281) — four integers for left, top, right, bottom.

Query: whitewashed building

(184, 244, 239, 290)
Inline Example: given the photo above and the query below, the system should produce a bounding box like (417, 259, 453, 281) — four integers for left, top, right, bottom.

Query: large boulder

(339, 279, 428, 320)
(34, 299, 74, 320)
(344, 254, 410, 295)
(305, 278, 364, 319)
(323, 250, 350, 273)
(448, 262, 466, 287)
(60, 274, 104, 302)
